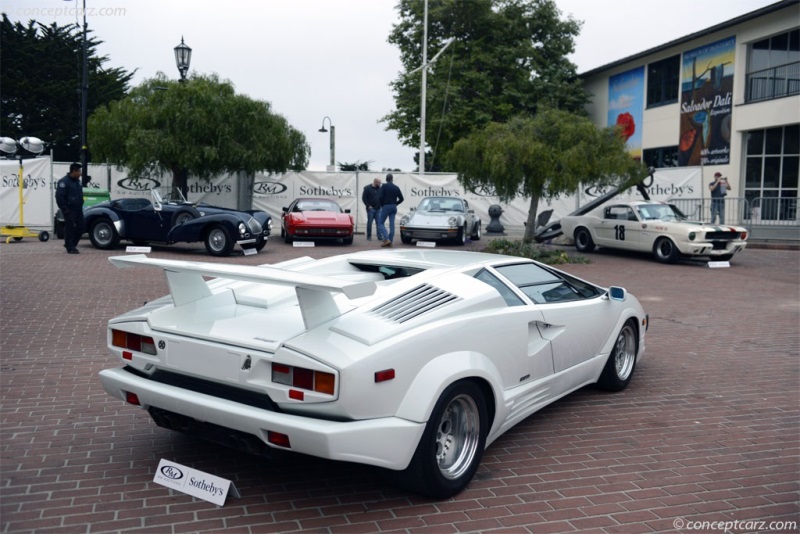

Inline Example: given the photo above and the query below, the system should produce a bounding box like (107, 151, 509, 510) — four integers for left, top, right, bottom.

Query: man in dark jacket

(377, 173, 404, 247)
(55, 163, 85, 254)
(361, 177, 382, 241)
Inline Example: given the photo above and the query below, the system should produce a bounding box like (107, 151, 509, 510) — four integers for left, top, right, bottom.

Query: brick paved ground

(1, 233, 798, 533)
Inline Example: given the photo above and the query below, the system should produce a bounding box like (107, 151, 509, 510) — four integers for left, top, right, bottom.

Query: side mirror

(282, 207, 289, 213)
(608, 286, 626, 301)
(344, 209, 351, 214)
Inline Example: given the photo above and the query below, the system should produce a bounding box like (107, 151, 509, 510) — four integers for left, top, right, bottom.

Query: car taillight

(272, 363, 335, 395)
(741, 231, 747, 240)
(111, 329, 157, 355)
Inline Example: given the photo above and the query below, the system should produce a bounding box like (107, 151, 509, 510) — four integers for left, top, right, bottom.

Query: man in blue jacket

(55, 163, 84, 254)
(377, 173, 404, 247)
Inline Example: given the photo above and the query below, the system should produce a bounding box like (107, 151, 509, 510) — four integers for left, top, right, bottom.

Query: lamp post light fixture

(318, 116, 336, 172)
(174, 37, 192, 82)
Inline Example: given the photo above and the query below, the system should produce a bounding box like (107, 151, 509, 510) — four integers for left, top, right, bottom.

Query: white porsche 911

(99, 249, 648, 498)
(559, 201, 748, 263)
(399, 196, 482, 245)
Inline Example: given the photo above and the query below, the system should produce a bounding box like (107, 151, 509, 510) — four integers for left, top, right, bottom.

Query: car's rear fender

(394, 350, 502, 430)
(167, 213, 241, 242)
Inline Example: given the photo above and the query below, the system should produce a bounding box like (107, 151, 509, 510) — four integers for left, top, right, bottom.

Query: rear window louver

(370, 284, 458, 323)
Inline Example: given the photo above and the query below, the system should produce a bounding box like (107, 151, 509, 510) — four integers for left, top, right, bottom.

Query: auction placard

(153, 459, 240, 506)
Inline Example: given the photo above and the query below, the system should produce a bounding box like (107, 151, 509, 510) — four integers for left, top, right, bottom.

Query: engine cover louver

(370, 284, 458, 323)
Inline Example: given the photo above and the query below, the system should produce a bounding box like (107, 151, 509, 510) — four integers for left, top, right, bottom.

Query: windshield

(153, 186, 189, 205)
(418, 198, 463, 212)
(636, 203, 687, 221)
(295, 199, 342, 212)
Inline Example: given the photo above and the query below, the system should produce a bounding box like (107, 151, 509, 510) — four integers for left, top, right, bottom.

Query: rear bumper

(99, 367, 423, 470)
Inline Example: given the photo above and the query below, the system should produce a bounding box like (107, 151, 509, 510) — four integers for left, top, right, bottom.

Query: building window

(646, 55, 680, 108)
(744, 124, 799, 220)
(643, 146, 679, 168)
(746, 28, 800, 102)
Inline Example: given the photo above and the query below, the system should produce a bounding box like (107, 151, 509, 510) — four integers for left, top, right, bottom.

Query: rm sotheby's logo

(117, 177, 161, 191)
(253, 181, 288, 195)
(160, 464, 184, 480)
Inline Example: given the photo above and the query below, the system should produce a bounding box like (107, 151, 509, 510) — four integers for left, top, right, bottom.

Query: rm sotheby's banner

(0, 157, 52, 227)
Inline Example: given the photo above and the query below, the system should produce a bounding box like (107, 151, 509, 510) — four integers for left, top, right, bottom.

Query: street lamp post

(174, 37, 192, 82)
(80, 0, 88, 183)
(318, 117, 335, 172)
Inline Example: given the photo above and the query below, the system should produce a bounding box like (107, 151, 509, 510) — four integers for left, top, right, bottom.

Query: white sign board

(0, 157, 53, 227)
(153, 459, 240, 506)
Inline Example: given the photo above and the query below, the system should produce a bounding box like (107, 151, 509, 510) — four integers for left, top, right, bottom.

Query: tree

(89, 73, 310, 195)
(447, 109, 648, 243)
(338, 160, 372, 171)
(0, 14, 133, 162)
(383, 0, 588, 171)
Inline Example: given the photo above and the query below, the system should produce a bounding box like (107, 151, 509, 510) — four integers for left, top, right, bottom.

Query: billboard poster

(608, 66, 644, 161)
(678, 36, 735, 166)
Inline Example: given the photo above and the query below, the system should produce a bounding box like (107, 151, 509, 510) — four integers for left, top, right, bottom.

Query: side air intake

(371, 284, 458, 323)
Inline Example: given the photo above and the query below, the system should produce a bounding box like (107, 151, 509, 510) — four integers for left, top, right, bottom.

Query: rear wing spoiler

(109, 255, 377, 330)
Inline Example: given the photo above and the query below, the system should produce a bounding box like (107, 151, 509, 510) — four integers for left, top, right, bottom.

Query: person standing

(55, 163, 85, 254)
(361, 177, 382, 241)
(377, 173, 404, 247)
(709, 171, 729, 224)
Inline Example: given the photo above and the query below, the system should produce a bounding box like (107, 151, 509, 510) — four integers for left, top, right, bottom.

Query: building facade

(581, 0, 799, 238)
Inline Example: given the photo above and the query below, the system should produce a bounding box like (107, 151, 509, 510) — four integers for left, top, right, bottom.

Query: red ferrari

(281, 198, 354, 244)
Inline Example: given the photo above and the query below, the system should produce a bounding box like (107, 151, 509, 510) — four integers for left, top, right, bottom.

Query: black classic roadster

(83, 188, 272, 256)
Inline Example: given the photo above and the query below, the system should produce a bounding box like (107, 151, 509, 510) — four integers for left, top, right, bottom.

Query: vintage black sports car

(83, 188, 272, 256)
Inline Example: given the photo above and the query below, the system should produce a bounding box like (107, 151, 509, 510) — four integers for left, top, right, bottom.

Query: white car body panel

(99, 249, 647, 476)
(560, 200, 748, 261)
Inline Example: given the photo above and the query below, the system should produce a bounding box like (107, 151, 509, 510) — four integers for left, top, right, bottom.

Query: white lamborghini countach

(99, 249, 648, 498)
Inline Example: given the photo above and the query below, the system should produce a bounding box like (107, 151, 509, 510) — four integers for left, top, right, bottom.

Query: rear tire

(342, 235, 354, 245)
(393, 381, 487, 498)
(471, 221, 482, 241)
(89, 218, 120, 249)
(574, 227, 595, 253)
(597, 321, 638, 391)
(204, 225, 234, 256)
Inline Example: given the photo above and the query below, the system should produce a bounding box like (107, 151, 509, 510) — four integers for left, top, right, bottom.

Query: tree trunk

(171, 165, 188, 199)
(523, 193, 540, 243)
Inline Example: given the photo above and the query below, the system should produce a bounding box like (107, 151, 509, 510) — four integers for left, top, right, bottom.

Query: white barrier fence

(1, 158, 704, 235)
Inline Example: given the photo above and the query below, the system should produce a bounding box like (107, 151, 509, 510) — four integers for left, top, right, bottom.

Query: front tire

(574, 227, 595, 253)
(204, 225, 234, 256)
(395, 381, 487, 498)
(653, 237, 680, 263)
(597, 320, 638, 391)
(89, 218, 120, 249)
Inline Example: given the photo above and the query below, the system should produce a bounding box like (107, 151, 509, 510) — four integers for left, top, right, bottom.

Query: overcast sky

(5, 0, 778, 171)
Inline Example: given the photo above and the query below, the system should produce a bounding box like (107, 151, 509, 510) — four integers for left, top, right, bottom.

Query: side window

(474, 269, 524, 307)
(494, 263, 602, 304)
